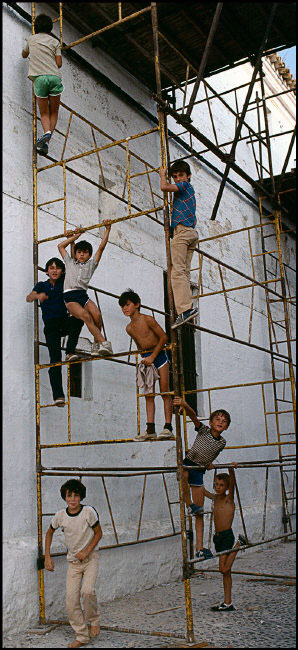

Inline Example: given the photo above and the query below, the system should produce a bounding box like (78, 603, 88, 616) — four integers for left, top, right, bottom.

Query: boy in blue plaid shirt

(159, 161, 199, 329)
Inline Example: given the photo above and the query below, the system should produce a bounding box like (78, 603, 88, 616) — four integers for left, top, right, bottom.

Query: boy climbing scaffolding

(26, 257, 83, 407)
(204, 468, 246, 611)
(22, 13, 63, 156)
(45, 479, 102, 648)
(159, 161, 199, 329)
(119, 289, 174, 441)
(58, 223, 113, 357)
(174, 396, 235, 560)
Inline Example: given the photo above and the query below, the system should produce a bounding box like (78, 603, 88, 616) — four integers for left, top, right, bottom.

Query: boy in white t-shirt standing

(45, 479, 102, 648)
(22, 13, 63, 156)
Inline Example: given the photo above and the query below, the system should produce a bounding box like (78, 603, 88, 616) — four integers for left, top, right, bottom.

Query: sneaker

(158, 428, 175, 440)
(37, 143, 49, 157)
(211, 603, 236, 611)
(133, 431, 157, 441)
(55, 397, 65, 407)
(171, 308, 199, 329)
(36, 132, 51, 149)
(238, 534, 247, 546)
(187, 503, 204, 516)
(91, 342, 101, 356)
(195, 547, 213, 560)
(65, 352, 79, 362)
(97, 341, 113, 356)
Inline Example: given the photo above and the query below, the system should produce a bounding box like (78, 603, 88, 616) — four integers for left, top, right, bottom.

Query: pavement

(3, 540, 296, 648)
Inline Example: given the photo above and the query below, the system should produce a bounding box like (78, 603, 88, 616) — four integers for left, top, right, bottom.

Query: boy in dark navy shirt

(159, 161, 199, 329)
(26, 257, 83, 407)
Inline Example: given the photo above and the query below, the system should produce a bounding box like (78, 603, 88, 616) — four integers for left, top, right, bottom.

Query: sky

(281, 46, 296, 78)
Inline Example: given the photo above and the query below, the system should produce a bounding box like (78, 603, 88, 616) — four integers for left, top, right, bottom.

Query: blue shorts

(142, 350, 170, 370)
(64, 289, 90, 308)
(183, 457, 205, 487)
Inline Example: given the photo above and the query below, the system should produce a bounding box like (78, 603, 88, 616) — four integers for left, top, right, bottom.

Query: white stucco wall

(3, 3, 296, 633)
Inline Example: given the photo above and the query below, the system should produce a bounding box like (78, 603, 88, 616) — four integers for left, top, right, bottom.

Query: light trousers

(171, 224, 198, 315)
(66, 550, 99, 643)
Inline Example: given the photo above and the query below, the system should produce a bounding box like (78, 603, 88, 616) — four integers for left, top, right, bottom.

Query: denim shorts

(64, 289, 89, 308)
(142, 350, 170, 370)
(33, 75, 64, 98)
(183, 457, 205, 486)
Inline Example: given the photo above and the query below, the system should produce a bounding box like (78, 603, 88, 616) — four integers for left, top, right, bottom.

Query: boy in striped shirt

(174, 396, 234, 560)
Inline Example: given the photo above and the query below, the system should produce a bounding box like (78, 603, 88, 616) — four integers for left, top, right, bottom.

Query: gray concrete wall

(3, 3, 296, 633)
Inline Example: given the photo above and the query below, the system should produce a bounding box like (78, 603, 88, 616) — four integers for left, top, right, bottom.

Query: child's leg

(219, 556, 233, 605)
(66, 302, 102, 342)
(85, 300, 105, 343)
(44, 323, 64, 400)
(49, 94, 61, 133)
(66, 562, 90, 643)
(81, 552, 100, 630)
(64, 316, 84, 353)
(158, 362, 172, 424)
(145, 394, 155, 424)
(36, 97, 51, 133)
(183, 469, 191, 507)
(171, 227, 198, 316)
(191, 485, 204, 551)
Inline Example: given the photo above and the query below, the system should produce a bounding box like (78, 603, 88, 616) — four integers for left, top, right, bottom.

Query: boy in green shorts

(22, 13, 63, 156)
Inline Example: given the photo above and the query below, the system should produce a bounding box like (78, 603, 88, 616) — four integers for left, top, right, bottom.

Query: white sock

(224, 602, 232, 606)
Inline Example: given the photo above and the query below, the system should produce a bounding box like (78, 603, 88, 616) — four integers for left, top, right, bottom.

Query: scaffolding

(25, 2, 297, 645)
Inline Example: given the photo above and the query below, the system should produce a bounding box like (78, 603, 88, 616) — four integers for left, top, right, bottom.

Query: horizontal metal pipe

(37, 204, 165, 245)
(42, 531, 181, 557)
(197, 247, 285, 301)
(194, 569, 296, 580)
(190, 531, 296, 564)
(62, 6, 152, 51)
(45, 619, 186, 640)
(184, 377, 290, 395)
(41, 470, 177, 477)
(189, 321, 291, 361)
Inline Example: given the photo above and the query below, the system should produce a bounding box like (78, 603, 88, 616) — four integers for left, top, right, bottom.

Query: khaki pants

(66, 550, 99, 643)
(171, 225, 198, 315)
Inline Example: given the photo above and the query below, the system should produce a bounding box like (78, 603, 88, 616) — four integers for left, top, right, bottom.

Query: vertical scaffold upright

(29, 2, 296, 645)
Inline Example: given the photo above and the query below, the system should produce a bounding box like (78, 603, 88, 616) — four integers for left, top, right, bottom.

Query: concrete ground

(3, 541, 296, 649)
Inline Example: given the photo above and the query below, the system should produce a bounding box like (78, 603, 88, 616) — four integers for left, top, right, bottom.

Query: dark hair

(45, 257, 65, 274)
(169, 161, 191, 177)
(60, 479, 86, 501)
(210, 409, 231, 427)
(34, 14, 53, 34)
(74, 240, 93, 256)
(118, 289, 141, 311)
(216, 473, 229, 487)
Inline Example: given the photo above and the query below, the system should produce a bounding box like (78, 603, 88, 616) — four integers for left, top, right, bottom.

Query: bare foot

(68, 641, 88, 648)
(90, 624, 100, 638)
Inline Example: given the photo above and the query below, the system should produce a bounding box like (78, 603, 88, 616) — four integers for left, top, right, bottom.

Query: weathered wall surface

(3, 3, 296, 633)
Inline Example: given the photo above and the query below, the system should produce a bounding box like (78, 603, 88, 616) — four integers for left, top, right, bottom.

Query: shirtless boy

(119, 289, 174, 441)
(204, 468, 246, 611)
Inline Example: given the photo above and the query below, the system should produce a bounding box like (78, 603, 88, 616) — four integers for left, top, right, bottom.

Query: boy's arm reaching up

(173, 396, 201, 428)
(159, 167, 179, 193)
(203, 486, 215, 500)
(94, 220, 111, 264)
(227, 466, 238, 502)
(58, 228, 81, 259)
